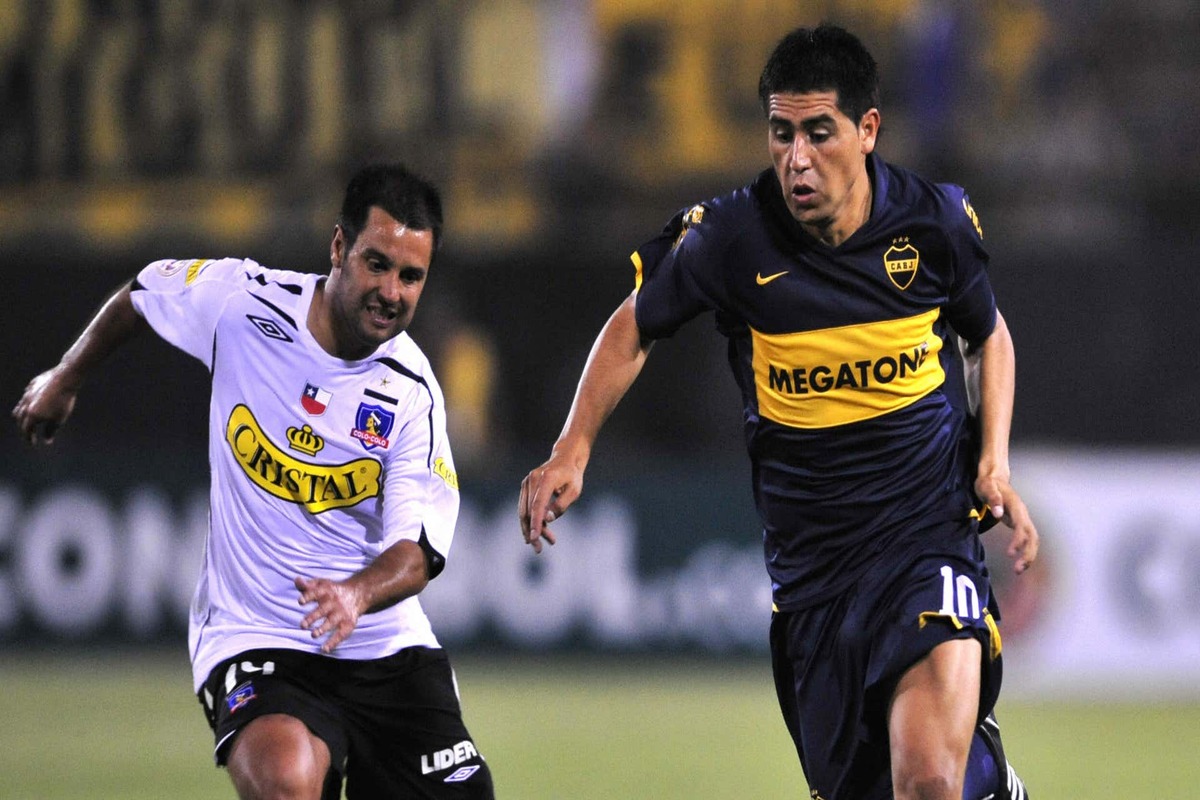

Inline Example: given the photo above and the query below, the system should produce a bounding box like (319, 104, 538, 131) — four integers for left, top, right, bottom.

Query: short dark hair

(338, 163, 444, 253)
(757, 24, 880, 124)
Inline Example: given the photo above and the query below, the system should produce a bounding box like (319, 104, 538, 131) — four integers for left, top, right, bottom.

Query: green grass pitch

(1, 650, 1197, 798)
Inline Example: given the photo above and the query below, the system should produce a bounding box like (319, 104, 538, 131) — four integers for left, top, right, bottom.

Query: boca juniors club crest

(301, 383, 332, 415)
(883, 238, 920, 291)
(352, 403, 394, 450)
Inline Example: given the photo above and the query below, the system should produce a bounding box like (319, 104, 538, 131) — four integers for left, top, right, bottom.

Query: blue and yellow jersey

(633, 153, 996, 609)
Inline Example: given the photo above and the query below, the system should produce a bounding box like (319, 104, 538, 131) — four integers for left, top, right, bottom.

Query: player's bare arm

(519, 292, 652, 553)
(296, 538, 430, 653)
(973, 311, 1039, 573)
(13, 282, 147, 445)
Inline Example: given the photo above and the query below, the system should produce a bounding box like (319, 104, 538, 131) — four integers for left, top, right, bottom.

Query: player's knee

(231, 753, 327, 800)
(227, 717, 330, 800)
(890, 737, 972, 799)
(893, 751, 962, 800)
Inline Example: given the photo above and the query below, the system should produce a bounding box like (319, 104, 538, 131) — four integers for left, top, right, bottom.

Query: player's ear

(330, 225, 346, 271)
(858, 108, 880, 154)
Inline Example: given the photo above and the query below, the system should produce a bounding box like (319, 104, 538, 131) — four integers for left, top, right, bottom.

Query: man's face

(326, 206, 434, 359)
(766, 90, 879, 244)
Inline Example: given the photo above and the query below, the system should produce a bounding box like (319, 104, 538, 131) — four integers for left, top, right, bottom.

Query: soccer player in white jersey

(13, 164, 494, 799)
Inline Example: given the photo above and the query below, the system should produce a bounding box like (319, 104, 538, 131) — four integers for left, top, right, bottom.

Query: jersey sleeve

(632, 204, 726, 340)
(129, 257, 250, 369)
(941, 188, 997, 346)
(379, 375, 458, 580)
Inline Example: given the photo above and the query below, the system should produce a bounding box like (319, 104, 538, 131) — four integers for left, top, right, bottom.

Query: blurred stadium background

(2, 1, 1199, 797)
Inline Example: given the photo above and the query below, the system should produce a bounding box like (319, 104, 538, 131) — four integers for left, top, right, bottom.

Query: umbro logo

(756, 270, 788, 286)
(247, 315, 293, 342)
(445, 766, 480, 783)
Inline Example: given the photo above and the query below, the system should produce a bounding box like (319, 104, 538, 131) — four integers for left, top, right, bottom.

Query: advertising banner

(1, 449, 1197, 699)
(996, 449, 1200, 699)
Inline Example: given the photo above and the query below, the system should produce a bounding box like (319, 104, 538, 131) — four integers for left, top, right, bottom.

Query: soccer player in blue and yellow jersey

(520, 24, 1037, 800)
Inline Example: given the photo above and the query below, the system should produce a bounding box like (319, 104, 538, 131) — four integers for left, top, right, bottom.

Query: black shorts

(770, 522, 1003, 800)
(197, 646, 493, 799)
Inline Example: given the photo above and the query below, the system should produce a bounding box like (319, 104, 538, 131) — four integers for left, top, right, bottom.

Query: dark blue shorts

(770, 523, 1003, 800)
(197, 646, 494, 800)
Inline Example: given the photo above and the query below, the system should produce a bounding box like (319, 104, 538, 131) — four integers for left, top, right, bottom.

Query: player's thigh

(227, 713, 332, 800)
(197, 649, 350, 799)
(865, 529, 1003, 728)
(339, 647, 493, 799)
(888, 636, 981, 774)
(770, 530, 1002, 799)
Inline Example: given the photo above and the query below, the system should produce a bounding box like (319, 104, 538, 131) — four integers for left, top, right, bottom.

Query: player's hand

(295, 575, 365, 653)
(12, 366, 81, 445)
(975, 474, 1039, 574)
(518, 452, 584, 554)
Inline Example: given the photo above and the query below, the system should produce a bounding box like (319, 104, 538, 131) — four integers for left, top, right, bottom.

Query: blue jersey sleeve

(941, 187, 996, 346)
(632, 203, 726, 340)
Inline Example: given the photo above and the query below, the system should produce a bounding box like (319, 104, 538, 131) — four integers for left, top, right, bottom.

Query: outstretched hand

(295, 575, 366, 653)
(975, 474, 1039, 574)
(12, 366, 80, 445)
(518, 454, 585, 554)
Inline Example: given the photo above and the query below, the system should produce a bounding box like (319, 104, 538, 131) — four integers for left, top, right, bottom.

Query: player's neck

(805, 180, 872, 248)
(307, 280, 341, 358)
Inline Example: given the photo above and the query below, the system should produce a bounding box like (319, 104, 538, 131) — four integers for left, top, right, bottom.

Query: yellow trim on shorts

(918, 609, 1003, 662)
(918, 610, 965, 631)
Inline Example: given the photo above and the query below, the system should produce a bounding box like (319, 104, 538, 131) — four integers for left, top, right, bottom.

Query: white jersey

(130, 257, 459, 691)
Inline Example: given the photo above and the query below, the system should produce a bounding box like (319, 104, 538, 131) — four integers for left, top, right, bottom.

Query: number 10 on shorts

(938, 565, 980, 619)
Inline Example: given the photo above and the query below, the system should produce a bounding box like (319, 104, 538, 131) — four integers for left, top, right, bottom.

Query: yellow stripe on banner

(752, 308, 945, 429)
(631, 250, 644, 292)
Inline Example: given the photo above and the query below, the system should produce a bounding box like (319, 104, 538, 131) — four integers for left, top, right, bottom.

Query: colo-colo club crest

(352, 403, 395, 450)
(883, 237, 920, 291)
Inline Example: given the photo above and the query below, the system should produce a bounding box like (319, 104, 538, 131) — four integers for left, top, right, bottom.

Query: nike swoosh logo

(756, 271, 788, 285)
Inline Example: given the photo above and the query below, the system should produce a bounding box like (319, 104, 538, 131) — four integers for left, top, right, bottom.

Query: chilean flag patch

(301, 383, 332, 415)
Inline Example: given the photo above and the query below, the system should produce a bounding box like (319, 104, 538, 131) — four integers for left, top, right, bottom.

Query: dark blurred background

(4, 0, 1197, 473)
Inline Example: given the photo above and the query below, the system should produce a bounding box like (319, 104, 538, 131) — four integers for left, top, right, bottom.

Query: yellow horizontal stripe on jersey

(752, 308, 945, 429)
(631, 250, 644, 292)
